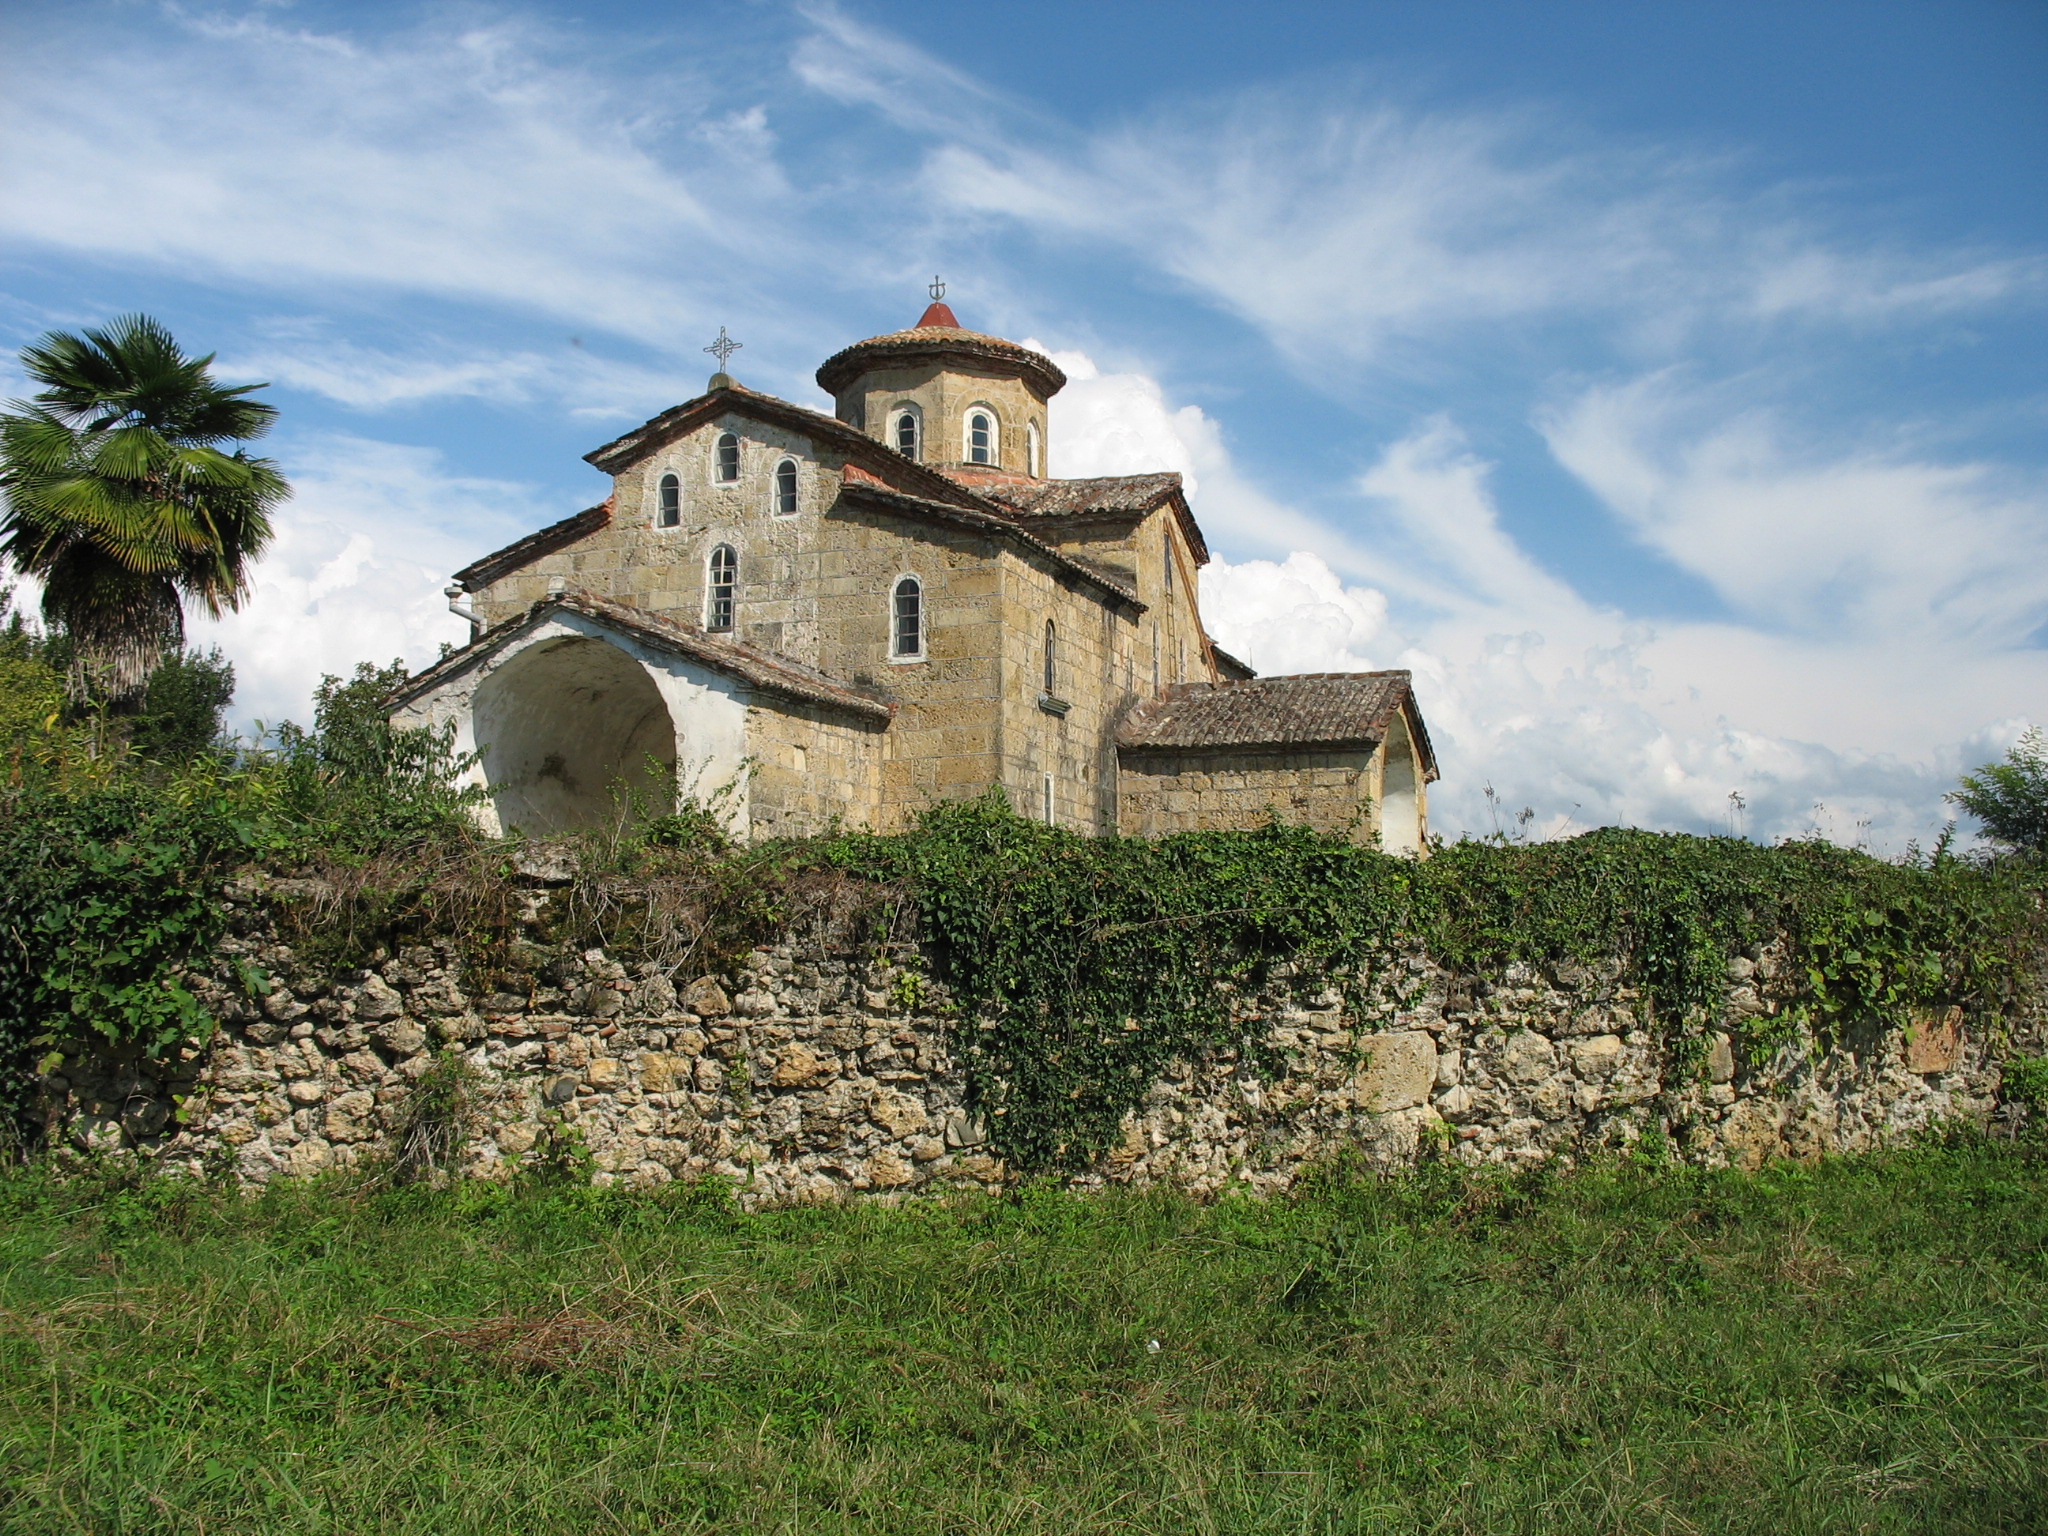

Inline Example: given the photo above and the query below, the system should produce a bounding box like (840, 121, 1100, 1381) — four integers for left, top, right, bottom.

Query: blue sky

(2, 0, 2043, 844)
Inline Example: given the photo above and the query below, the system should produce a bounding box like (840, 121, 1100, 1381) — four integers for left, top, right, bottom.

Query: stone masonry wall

(34, 876, 2044, 1203)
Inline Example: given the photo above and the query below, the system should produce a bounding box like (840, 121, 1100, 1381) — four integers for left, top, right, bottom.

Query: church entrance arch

(471, 635, 678, 835)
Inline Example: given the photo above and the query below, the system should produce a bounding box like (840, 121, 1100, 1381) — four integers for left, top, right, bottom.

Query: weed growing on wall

(833, 796, 2047, 1171)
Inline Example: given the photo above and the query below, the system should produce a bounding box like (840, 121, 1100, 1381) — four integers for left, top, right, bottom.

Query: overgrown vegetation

(0, 1138, 2042, 1533)
(832, 796, 2046, 1169)
(1, 654, 2045, 1170)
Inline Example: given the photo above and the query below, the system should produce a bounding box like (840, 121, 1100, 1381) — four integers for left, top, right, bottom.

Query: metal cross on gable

(703, 326, 741, 369)
(928, 275, 946, 302)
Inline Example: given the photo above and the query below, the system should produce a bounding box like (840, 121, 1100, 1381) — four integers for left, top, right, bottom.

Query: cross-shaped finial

(703, 326, 741, 369)
(928, 275, 946, 302)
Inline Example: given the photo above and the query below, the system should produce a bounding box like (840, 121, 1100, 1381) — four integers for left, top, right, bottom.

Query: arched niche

(1380, 710, 1423, 857)
(471, 635, 678, 835)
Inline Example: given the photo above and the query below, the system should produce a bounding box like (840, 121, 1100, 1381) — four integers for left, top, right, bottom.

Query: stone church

(391, 296, 1437, 850)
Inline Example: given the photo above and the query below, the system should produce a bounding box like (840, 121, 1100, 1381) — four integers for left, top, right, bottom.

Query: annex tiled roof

(815, 321, 1066, 399)
(978, 473, 1183, 520)
(974, 471, 1211, 566)
(452, 501, 611, 590)
(1117, 671, 1436, 777)
(837, 469, 1141, 607)
(390, 589, 893, 726)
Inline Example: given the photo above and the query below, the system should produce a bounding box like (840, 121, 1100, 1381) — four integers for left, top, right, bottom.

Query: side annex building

(390, 298, 1438, 849)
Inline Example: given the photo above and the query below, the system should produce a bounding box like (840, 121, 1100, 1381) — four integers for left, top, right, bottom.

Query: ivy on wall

(1, 773, 2041, 1169)
(837, 797, 2046, 1171)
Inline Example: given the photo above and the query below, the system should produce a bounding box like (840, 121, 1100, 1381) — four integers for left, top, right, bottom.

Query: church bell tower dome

(818, 284, 1064, 477)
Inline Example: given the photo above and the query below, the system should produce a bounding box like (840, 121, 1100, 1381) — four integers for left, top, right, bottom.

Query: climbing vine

(836, 797, 2046, 1171)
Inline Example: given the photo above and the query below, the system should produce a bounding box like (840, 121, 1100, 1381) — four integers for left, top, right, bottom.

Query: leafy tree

(0, 588, 63, 751)
(0, 316, 286, 702)
(1950, 728, 2048, 859)
(128, 647, 236, 763)
(271, 660, 481, 842)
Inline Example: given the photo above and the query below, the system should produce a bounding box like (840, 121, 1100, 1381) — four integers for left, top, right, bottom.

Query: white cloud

(187, 435, 546, 732)
(1031, 347, 2046, 848)
(1540, 373, 2048, 645)
(227, 337, 697, 421)
(0, 9, 796, 340)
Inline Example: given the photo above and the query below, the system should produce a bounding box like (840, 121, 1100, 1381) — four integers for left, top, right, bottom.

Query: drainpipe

(445, 585, 482, 642)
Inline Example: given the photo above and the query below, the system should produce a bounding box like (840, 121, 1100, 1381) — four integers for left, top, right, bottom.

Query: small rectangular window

(1042, 772, 1055, 824)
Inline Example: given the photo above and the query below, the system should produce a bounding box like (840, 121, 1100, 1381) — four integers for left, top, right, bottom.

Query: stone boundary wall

(33, 877, 2045, 1202)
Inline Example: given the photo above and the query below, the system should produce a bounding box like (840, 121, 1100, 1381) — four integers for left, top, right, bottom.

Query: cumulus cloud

(186, 435, 543, 733)
(1046, 348, 2041, 848)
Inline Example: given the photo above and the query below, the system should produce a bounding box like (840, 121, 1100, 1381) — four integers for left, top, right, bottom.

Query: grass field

(0, 1138, 2042, 1534)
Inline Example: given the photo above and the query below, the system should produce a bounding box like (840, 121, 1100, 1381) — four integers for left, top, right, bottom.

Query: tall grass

(0, 1138, 2042, 1533)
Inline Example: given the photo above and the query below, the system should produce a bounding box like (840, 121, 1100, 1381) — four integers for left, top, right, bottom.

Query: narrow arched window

(967, 410, 994, 465)
(1043, 620, 1057, 696)
(891, 575, 923, 659)
(773, 457, 799, 516)
(707, 544, 737, 631)
(893, 409, 920, 460)
(1026, 421, 1042, 477)
(1163, 525, 1174, 596)
(715, 431, 740, 484)
(657, 472, 681, 528)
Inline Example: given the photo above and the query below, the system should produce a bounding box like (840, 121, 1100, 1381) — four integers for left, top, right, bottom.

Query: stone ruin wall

(33, 875, 2045, 1203)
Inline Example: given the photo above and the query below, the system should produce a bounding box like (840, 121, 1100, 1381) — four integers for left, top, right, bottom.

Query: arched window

(892, 407, 921, 461)
(706, 544, 737, 631)
(1042, 620, 1057, 696)
(1041, 772, 1055, 825)
(772, 457, 799, 516)
(1163, 525, 1174, 596)
(1026, 421, 1042, 477)
(966, 409, 995, 465)
(891, 575, 923, 659)
(714, 431, 740, 484)
(657, 472, 681, 529)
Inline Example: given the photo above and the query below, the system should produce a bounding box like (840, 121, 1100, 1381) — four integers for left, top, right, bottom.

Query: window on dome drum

(967, 410, 994, 465)
(707, 544, 737, 631)
(893, 410, 920, 460)
(1026, 421, 1041, 477)
(773, 457, 798, 515)
(1043, 620, 1057, 695)
(715, 432, 740, 483)
(892, 576, 923, 659)
(657, 473, 681, 528)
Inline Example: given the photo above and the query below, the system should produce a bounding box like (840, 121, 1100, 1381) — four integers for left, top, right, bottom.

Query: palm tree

(0, 315, 286, 701)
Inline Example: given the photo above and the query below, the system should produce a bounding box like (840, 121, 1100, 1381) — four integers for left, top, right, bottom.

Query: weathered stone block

(1354, 1031, 1437, 1112)
(1570, 1035, 1624, 1080)
(1904, 1006, 1963, 1074)
(681, 977, 732, 1018)
(1500, 1031, 1556, 1084)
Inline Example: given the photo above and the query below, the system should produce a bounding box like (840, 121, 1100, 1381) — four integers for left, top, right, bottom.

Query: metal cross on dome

(928, 276, 946, 302)
(703, 327, 741, 369)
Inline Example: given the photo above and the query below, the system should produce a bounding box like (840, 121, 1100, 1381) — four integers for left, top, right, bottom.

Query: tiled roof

(452, 501, 610, 590)
(390, 589, 893, 725)
(978, 473, 1183, 520)
(1117, 672, 1434, 776)
(816, 325, 1065, 398)
(838, 470, 1141, 607)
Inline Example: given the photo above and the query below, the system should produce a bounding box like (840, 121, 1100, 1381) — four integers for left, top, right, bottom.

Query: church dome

(816, 302, 1067, 400)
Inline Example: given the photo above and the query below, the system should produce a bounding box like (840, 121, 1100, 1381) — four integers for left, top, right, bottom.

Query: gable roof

(457, 382, 1203, 603)
(1116, 671, 1437, 778)
(583, 383, 992, 511)
(836, 468, 1141, 609)
(452, 501, 611, 591)
(390, 589, 894, 726)
(976, 471, 1211, 566)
